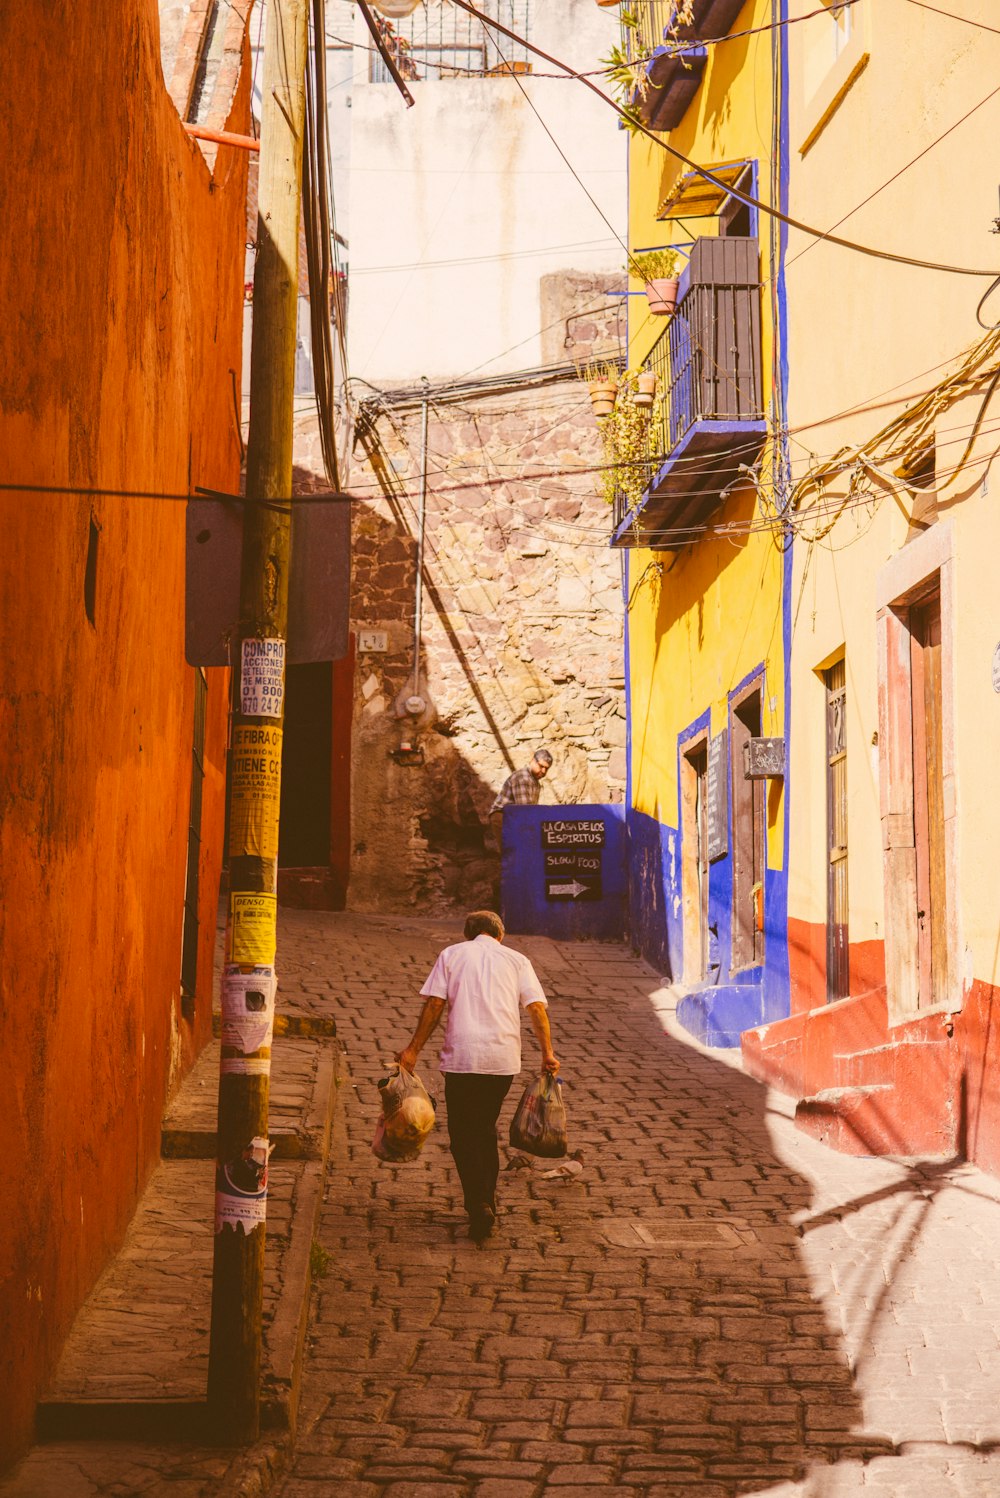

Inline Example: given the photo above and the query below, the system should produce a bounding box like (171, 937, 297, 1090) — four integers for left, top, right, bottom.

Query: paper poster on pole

(214, 1136, 270, 1234)
(230, 892, 277, 965)
(220, 964, 276, 1054)
(220, 1056, 271, 1077)
(228, 726, 283, 860)
(241, 637, 285, 718)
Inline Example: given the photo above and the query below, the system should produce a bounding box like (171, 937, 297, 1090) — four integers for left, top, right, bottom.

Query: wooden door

(910, 595, 945, 1008)
(826, 660, 849, 1001)
(696, 749, 710, 978)
(731, 690, 765, 970)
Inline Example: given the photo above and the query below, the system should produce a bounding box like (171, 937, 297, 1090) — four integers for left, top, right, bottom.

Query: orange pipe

(184, 123, 260, 152)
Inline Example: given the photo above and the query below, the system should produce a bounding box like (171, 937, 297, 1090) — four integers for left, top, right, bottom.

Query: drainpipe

(411, 377, 430, 706)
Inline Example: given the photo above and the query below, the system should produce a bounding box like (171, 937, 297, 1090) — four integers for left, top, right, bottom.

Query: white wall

(346, 0, 626, 383)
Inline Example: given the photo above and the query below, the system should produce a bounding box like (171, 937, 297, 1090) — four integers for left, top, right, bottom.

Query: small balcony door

(825, 660, 849, 1002)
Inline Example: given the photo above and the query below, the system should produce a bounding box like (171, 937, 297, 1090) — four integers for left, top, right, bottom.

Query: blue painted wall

(501, 803, 627, 942)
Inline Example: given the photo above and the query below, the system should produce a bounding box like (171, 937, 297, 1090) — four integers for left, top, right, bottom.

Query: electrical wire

(904, 0, 1000, 38)
(786, 77, 1000, 274)
(447, 0, 998, 279)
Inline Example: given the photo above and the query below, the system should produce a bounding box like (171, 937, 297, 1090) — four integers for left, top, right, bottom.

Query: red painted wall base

(743, 925, 1000, 1175)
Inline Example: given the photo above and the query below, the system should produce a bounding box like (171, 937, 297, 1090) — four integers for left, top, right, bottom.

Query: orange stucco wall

(0, 2, 248, 1467)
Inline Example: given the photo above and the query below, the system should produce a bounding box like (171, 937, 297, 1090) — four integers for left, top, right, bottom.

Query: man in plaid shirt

(489, 747, 552, 847)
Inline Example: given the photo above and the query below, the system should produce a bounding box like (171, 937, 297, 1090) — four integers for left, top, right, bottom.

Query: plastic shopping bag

(508, 1072, 567, 1159)
(372, 1064, 437, 1163)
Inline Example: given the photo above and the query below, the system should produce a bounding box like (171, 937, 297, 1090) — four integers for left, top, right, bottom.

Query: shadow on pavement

(288, 917, 906, 1496)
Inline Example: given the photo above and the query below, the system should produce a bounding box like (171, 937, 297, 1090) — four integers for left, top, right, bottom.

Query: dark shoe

(468, 1205, 496, 1243)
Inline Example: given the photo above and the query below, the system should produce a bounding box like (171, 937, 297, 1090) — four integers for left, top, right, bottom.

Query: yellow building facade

(618, 0, 793, 1043)
(740, 1, 1000, 1172)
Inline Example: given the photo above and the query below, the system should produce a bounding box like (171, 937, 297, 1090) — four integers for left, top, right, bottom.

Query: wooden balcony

(626, 0, 747, 133)
(611, 236, 766, 550)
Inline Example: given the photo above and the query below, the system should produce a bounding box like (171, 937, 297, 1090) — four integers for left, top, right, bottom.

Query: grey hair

(464, 909, 505, 941)
(533, 748, 553, 766)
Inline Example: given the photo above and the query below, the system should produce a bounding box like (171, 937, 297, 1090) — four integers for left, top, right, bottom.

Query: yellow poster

(228, 726, 283, 860)
(230, 892, 278, 966)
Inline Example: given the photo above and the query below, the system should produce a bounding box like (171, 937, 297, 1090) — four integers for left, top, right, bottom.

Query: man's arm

(397, 996, 446, 1073)
(526, 1001, 559, 1074)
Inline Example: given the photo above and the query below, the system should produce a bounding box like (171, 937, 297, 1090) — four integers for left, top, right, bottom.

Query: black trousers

(444, 1072, 513, 1216)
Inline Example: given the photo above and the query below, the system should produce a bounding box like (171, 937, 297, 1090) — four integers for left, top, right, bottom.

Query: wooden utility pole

(207, 0, 310, 1442)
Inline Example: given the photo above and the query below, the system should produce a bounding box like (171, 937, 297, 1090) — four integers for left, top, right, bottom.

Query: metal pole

(412, 379, 429, 698)
(207, 0, 310, 1443)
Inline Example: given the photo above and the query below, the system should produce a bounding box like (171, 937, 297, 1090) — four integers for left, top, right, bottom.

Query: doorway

(910, 591, 945, 1010)
(731, 686, 765, 971)
(825, 659, 849, 1002)
(277, 640, 355, 909)
(681, 738, 710, 981)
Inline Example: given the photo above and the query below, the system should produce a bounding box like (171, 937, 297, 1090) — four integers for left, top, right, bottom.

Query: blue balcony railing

(612, 236, 766, 548)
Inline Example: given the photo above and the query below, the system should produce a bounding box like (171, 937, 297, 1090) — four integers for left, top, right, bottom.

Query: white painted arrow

(550, 880, 587, 898)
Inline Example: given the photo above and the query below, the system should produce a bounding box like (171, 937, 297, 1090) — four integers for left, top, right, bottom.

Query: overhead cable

(447, 0, 998, 279)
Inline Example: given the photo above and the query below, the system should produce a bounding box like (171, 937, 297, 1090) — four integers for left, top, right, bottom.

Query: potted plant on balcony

(630, 248, 682, 316)
(582, 360, 620, 420)
(598, 370, 658, 511)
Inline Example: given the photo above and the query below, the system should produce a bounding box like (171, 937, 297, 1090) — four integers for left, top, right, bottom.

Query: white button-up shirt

(420, 934, 547, 1075)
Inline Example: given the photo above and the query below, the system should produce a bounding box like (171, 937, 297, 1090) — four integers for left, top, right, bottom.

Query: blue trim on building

(621, 16, 795, 1046)
(610, 419, 768, 548)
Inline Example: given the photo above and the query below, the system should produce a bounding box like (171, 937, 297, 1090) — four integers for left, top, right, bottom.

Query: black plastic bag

(509, 1072, 567, 1158)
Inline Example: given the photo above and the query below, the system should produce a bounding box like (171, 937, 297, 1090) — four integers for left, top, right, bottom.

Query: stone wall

(339, 275, 628, 913)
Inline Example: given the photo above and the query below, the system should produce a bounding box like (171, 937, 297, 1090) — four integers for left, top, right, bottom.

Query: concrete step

(835, 1036, 950, 1091)
(796, 1076, 955, 1159)
(161, 1035, 337, 1160)
(38, 1030, 341, 1442)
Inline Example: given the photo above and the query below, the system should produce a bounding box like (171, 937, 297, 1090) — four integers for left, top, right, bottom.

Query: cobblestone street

(271, 910, 1000, 1498)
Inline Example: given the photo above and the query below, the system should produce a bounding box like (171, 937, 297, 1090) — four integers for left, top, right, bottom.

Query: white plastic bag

(372, 1064, 436, 1163)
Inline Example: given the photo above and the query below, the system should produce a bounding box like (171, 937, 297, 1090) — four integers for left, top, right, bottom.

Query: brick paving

(274, 910, 1000, 1497)
(5, 908, 1000, 1497)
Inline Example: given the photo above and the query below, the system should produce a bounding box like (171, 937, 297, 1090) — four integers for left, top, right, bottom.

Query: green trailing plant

(597, 370, 659, 511)
(601, 11, 648, 134)
(628, 247, 682, 282)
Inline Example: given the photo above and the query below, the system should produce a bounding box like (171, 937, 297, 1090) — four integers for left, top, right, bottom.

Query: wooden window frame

(876, 521, 961, 1024)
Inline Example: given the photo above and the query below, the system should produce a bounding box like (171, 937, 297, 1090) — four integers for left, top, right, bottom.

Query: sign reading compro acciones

(229, 725, 283, 860)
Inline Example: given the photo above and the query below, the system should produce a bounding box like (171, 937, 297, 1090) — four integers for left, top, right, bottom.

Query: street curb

(219, 1434, 292, 1498)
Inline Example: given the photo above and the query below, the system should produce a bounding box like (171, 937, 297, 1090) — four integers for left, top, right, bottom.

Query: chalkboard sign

(541, 819, 606, 849)
(707, 730, 728, 863)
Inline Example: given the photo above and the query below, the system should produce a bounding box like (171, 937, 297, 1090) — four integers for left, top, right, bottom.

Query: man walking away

(397, 909, 559, 1242)
(489, 747, 553, 848)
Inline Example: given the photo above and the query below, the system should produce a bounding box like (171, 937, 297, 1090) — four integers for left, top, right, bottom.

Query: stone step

(796, 1078, 955, 1159)
(38, 1028, 341, 1442)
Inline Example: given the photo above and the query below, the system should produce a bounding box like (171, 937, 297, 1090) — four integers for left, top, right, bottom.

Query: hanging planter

(628, 248, 683, 318)
(588, 378, 618, 419)
(595, 0, 623, 7)
(633, 371, 658, 408)
(370, 0, 421, 17)
(645, 277, 680, 316)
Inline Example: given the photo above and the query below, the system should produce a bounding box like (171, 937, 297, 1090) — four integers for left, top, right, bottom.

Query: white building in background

(243, 1, 624, 391)
(345, 0, 625, 383)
